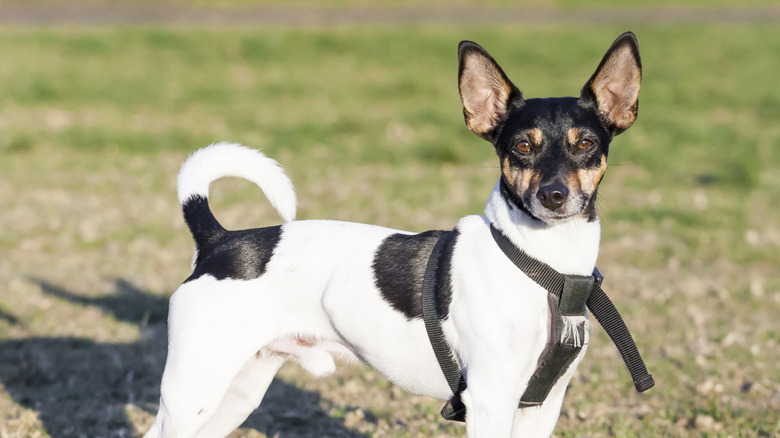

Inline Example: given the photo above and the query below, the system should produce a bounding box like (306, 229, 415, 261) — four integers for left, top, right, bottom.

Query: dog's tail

(177, 142, 297, 250)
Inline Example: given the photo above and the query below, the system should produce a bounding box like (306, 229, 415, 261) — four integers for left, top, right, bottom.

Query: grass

(176, 0, 780, 7)
(0, 19, 779, 438)
(7, 0, 780, 8)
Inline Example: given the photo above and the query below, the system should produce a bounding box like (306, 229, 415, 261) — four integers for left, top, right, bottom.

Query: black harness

(421, 224, 655, 422)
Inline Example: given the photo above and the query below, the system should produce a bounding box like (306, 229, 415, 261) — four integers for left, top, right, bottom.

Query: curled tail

(177, 142, 297, 250)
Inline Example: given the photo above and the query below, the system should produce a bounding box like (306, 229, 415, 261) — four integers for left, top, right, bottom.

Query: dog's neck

(484, 180, 601, 276)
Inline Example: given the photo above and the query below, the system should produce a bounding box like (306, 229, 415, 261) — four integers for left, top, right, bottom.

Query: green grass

(0, 21, 779, 438)
(2, 24, 778, 266)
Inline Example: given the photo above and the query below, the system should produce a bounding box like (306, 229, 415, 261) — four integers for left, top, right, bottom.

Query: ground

(0, 2, 778, 437)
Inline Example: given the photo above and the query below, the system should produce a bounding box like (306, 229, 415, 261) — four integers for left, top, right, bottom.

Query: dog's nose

(537, 182, 568, 211)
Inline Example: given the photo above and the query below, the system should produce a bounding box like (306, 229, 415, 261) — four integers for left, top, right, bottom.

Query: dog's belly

(323, 282, 454, 400)
(268, 220, 453, 400)
(322, 286, 454, 399)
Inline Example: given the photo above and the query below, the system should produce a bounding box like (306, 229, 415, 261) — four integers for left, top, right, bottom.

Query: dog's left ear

(580, 32, 642, 136)
(458, 41, 522, 142)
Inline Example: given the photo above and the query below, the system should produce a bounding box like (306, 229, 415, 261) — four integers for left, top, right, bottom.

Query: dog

(143, 32, 642, 438)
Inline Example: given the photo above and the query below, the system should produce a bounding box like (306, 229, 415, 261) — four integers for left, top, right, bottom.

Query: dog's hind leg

(145, 281, 280, 438)
(147, 346, 279, 438)
(193, 351, 285, 438)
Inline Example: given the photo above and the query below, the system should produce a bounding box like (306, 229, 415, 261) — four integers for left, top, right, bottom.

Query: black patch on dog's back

(185, 225, 282, 283)
(372, 229, 458, 320)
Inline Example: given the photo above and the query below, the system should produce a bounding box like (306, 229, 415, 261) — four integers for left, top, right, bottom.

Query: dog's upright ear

(458, 41, 522, 142)
(580, 32, 642, 136)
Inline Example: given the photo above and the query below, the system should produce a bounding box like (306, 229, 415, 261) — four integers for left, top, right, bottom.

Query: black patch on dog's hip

(185, 225, 282, 283)
(372, 230, 458, 320)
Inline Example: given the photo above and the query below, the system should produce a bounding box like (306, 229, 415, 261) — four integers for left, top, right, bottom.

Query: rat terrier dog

(144, 32, 643, 438)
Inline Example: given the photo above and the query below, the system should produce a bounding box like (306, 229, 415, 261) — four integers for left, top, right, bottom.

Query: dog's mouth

(500, 175, 597, 223)
(515, 186, 592, 223)
(527, 194, 589, 223)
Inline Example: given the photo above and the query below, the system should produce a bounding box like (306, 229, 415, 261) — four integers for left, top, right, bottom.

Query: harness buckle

(560, 274, 595, 316)
(592, 267, 604, 288)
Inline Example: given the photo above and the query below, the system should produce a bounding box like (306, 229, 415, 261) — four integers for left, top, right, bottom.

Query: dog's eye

(578, 139, 594, 150)
(516, 141, 532, 152)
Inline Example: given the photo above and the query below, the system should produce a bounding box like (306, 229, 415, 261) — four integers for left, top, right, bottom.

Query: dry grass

(1, 22, 779, 438)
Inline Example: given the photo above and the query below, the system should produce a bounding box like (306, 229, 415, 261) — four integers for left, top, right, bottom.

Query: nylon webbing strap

(421, 231, 462, 395)
(489, 224, 655, 394)
(587, 284, 655, 392)
(423, 225, 654, 424)
(490, 224, 565, 296)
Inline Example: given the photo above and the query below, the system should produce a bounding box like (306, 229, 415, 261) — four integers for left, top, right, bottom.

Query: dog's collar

(422, 224, 655, 423)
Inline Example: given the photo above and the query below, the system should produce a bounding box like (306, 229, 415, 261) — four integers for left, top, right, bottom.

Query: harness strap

(421, 231, 468, 421)
(489, 224, 655, 394)
(421, 231, 461, 394)
(587, 283, 656, 392)
(519, 273, 593, 406)
(420, 224, 654, 423)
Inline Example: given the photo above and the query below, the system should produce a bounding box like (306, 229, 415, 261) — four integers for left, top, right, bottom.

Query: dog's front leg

(510, 344, 589, 438)
(461, 389, 516, 437)
(460, 361, 529, 438)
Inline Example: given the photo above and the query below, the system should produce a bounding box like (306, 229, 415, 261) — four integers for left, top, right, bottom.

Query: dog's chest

(448, 220, 555, 349)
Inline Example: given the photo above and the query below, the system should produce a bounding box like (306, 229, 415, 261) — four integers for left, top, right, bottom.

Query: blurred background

(0, 1, 778, 437)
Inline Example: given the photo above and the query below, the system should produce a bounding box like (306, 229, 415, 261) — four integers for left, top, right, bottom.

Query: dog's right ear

(458, 41, 522, 142)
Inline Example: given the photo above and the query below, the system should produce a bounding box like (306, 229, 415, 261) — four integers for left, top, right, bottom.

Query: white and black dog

(144, 32, 643, 438)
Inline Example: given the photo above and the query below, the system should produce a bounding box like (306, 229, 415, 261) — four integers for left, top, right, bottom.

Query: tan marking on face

(520, 168, 539, 194)
(501, 155, 536, 195)
(567, 127, 585, 146)
(528, 128, 543, 145)
(576, 155, 608, 195)
(502, 155, 518, 187)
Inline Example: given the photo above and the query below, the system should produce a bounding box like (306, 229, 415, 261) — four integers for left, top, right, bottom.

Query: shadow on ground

(0, 278, 368, 438)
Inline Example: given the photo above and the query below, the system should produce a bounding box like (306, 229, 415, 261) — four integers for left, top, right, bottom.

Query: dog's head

(458, 32, 642, 223)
